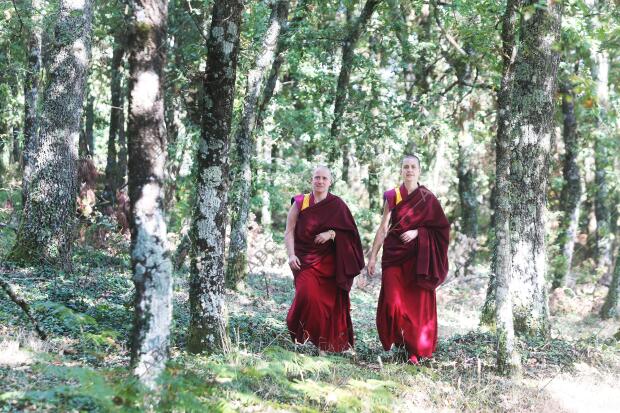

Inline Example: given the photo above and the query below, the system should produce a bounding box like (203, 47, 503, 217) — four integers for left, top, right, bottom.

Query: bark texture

(551, 82, 581, 289)
(22, 0, 42, 201)
(491, 0, 521, 376)
(20, 0, 42, 192)
(488, 0, 562, 372)
(9, 0, 93, 269)
(499, 0, 561, 337)
(127, 0, 173, 390)
(188, 0, 243, 354)
(226, 0, 289, 289)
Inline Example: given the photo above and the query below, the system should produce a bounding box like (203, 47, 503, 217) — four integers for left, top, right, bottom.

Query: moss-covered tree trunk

(488, 1, 562, 373)
(126, 0, 173, 390)
(490, 0, 522, 376)
(188, 0, 243, 354)
(551, 82, 581, 289)
(104, 31, 126, 203)
(226, 0, 289, 290)
(503, 0, 561, 336)
(9, 0, 93, 269)
(329, 0, 381, 183)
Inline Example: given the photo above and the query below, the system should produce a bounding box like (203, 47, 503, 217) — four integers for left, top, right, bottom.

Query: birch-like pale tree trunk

(551, 82, 581, 289)
(253, 0, 309, 228)
(126, 0, 173, 390)
(226, 0, 289, 289)
(188, 0, 243, 354)
(9, 0, 93, 269)
(329, 0, 382, 182)
(503, 0, 561, 337)
(488, 0, 562, 373)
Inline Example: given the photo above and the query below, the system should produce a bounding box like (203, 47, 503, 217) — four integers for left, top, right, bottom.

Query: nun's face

(311, 167, 332, 193)
(401, 158, 420, 183)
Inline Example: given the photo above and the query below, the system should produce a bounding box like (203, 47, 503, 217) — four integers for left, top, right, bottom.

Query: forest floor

(1, 196, 620, 412)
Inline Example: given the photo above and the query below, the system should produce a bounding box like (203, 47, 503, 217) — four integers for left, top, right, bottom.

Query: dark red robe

(377, 185, 449, 358)
(286, 193, 365, 352)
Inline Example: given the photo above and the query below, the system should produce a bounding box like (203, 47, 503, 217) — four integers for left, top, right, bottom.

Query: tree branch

(0, 274, 47, 340)
(431, 0, 467, 56)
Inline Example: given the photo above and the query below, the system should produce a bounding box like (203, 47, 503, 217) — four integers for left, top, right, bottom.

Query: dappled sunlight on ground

(528, 362, 620, 413)
(0, 339, 32, 367)
(1, 227, 619, 411)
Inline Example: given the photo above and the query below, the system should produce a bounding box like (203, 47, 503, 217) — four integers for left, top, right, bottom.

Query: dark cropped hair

(402, 154, 421, 168)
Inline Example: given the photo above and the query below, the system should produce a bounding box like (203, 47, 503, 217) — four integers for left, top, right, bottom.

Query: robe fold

(377, 185, 449, 358)
(286, 193, 365, 352)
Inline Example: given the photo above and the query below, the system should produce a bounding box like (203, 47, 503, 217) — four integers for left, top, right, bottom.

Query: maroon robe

(377, 185, 449, 358)
(286, 192, 365, 352)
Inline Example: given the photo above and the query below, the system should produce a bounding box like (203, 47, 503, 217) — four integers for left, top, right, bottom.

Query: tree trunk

(600, 233, 620, 319)
(258, 133, 272, 227)
(22, 0, 41, 203)
(118, 97, 128, 188)
(22, 0, 42, 198)
(488, 0, 562, 373)
(0, 134, 5, 183)
(329, 0, 381, 182)
(387, 0, 431, 100)
(494, 0, 561, 339)
(456, 99, 478, 278)
(490, 0, 521, 375)
(256, 0, 309, 131)
(11, 127, 20, 165)
(367, 154, 381, 212)
(188, 0, 243, 354)
(126, 0, 173, 391)
(9, 0, 93, 270)
(592, 49, 612, 278)
(253, 1, 310, 230)
(78, 117, 88, 157)
(226, 0, 289, 290)
(551, 82, 581, 289)
(104, 32, 126, 204)
(85, 91, 94, 156)
(601, 191, 619, 319)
